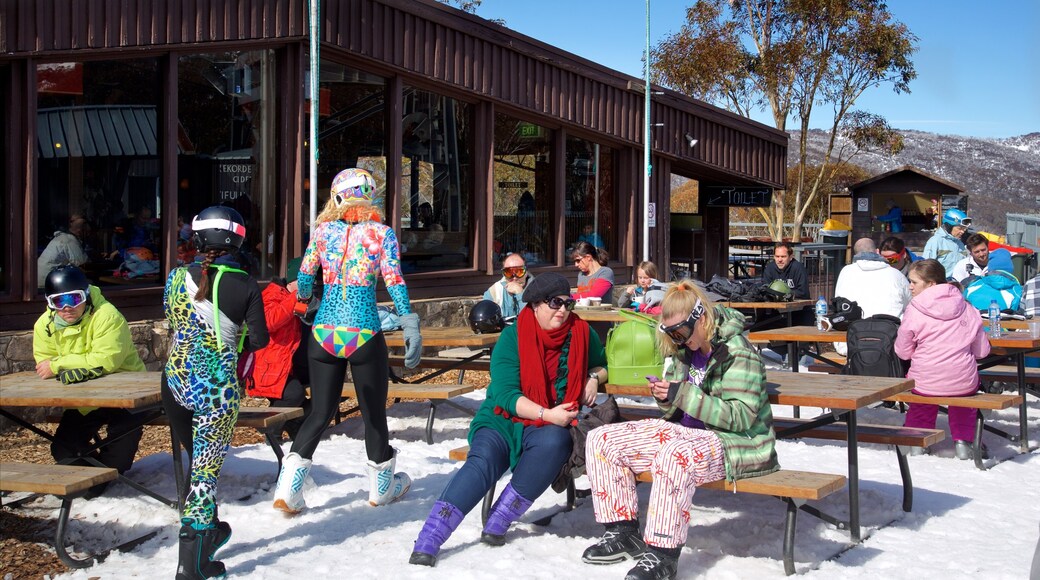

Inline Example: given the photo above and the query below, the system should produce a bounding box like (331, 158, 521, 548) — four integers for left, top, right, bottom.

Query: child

(895, 259, 990, 459)
(615, 260, 666, 315)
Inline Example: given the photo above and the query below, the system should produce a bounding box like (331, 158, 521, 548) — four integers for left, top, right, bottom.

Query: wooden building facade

(846, 166, 966, 249)
(0, 0, 786, 329)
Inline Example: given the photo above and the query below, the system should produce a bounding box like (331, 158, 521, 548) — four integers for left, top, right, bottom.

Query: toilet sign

(704, 186, 773, 207)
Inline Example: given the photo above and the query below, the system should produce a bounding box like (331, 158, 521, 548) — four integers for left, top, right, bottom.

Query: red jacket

(248, 283, 302, 399)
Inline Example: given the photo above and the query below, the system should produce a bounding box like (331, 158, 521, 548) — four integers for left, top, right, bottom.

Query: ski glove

(57, 367, 104, 385)
(400, 313, 423, 369)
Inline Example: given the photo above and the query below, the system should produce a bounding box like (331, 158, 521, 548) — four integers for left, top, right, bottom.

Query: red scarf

(496, 306, 590, 426)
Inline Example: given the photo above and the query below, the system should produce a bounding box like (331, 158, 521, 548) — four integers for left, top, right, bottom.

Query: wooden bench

(978, 364, 1040, 385)
(449, 443, 845, 576)
(618, 405, 941, 512)
(343, 382, 477, 445)
(388, 355, 491, 384)
(883, 391, 1023, 470)
(0, 462, 155, 568)
(806, 352, 845, 374)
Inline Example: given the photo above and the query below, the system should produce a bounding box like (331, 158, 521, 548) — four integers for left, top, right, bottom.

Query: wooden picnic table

(382, 326, 500, 348)
(575, 300, 815, 329)
(748, 325, 1040, 452)
(0, 371, 175, 507)
(608, 370, 914, 543)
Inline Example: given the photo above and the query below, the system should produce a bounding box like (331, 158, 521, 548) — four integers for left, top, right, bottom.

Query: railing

(730, 222, 824, 241)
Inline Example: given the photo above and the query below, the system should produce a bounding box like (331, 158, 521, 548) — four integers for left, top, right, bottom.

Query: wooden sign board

(704, 186, 773, 207)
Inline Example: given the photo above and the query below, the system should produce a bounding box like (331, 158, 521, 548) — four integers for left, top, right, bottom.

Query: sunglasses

(502, 266, 527, 279)
(46, 290, 88, 310)
(545, 296, 576, 311)
(658, 300, 705, 345)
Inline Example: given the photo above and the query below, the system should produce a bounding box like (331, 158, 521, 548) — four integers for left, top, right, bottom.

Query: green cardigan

(660, 305, 779, 482)
(468, 321, 607, 469)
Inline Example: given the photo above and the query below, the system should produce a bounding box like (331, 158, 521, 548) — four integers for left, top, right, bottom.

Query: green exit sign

(518, 123, 542, 138)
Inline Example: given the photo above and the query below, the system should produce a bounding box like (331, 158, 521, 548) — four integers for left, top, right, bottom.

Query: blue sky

(476, 0, 1039, 139)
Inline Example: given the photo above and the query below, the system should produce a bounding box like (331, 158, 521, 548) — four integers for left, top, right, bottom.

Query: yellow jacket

(33, 285, 146, 375)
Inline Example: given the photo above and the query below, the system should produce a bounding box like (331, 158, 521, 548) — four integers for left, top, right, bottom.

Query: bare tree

(652, 0, 915, 240)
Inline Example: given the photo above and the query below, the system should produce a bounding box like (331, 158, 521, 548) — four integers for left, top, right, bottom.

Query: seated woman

(409, 272, 607, 567)
(581, 280, 778, 580)
(571, 241, 614, 303)
(615, 260, 667, 315)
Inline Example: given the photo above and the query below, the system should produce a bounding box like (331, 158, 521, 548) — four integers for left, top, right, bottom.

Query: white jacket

(833, 254, 911, 356)
(950, 256, 987, 283)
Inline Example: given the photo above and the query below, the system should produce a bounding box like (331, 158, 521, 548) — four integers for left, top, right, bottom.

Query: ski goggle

(659, 300, 705, 345)
(544, 296, 576, 311)
(881, 250, 906, 265)
(502, 266, 527, 279)
(950, 217, 972, 227)
(46, 290, 88, 310)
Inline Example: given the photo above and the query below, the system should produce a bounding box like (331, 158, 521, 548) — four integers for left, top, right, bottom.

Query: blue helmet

(942, 208, 971, 227)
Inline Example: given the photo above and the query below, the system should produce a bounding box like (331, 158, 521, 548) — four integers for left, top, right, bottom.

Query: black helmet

(192, 206, 246, 252)
(469, 300, 504, 334)
(827, 296, 862, 331)
(45, 265, 90, 296)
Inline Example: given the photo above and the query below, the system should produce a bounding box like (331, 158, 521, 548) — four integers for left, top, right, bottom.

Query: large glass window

(1, 65, 7, 293)
(178, 50, 278, 278)
(36, 59, 161, 289)
(492, 114, 553, 267)
(564, 136, 615, 257)
(398, 88, 473, 272)
(312, 63, 388, 247)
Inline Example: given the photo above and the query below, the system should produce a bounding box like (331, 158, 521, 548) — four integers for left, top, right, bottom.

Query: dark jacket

(763, 259, 809, 299)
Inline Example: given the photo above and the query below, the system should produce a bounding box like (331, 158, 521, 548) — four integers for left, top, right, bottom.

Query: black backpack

(842, 314, 904, 378)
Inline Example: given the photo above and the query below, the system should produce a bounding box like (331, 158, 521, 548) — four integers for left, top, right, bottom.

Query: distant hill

(790, 129, 1040, 233)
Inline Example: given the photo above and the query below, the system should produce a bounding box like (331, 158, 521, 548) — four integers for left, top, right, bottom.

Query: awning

(37, 105, 157, 159)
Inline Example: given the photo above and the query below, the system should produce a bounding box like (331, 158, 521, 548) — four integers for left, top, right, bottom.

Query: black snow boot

(624, 545, 681, 580)
(176, 519, 228, 580)
(582, 519, 646, 565)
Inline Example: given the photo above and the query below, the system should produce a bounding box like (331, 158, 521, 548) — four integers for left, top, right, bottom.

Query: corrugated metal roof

(37, 106, 157, 159)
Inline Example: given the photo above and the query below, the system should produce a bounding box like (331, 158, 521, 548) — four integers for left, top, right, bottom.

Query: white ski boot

(273, 452, 311, 515)
(367, 448, 411, 506)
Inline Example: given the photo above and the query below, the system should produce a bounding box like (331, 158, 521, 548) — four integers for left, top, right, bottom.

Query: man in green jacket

(33, 266, 146, 495)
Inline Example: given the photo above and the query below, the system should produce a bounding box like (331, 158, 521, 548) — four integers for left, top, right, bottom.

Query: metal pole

(308, 0, 320, 233)
(593, 143, 600, 242)
(642, 0, 651, 262)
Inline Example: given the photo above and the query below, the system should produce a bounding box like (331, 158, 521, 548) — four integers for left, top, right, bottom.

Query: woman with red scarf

(409, 273, 607, 567)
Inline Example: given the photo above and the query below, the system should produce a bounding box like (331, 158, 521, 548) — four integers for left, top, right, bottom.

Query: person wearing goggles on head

(410, 273, 606, 567)
(581, 280, 777, 580)
(482, 253, 534, 321)
(879, 236, 919, 278)
(923, 208, 972, 277)
(32, 265, 146, 497)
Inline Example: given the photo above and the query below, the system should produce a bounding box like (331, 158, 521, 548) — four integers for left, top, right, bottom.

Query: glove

(400, 312, 423, 369)
(57, 367, 104, 385)
(643, 288, 666, 308)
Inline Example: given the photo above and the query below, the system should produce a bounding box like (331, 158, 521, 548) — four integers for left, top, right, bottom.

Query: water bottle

(988, 300, 1001, 338)
(815, 296, 828, 331)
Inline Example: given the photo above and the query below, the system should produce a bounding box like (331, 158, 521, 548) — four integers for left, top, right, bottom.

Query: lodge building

(0, 0, 786, 330)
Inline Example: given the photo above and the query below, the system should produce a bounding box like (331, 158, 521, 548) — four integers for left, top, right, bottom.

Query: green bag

(605, 310, 664, 386)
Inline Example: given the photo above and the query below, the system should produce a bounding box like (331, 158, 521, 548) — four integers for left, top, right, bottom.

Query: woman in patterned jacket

(580, 280, 778, 580)
(272, 167, 422, 514)
(163, 206, 268, 580)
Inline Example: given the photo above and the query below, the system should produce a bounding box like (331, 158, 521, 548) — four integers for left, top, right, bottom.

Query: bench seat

(447, 444, 844, 576)
(978, 364, 1040, 384)
(0, 462, 151, 568)
(342, 382, 477, 445)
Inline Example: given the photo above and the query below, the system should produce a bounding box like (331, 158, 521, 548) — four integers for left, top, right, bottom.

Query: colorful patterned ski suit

(163, 263, 267, 525)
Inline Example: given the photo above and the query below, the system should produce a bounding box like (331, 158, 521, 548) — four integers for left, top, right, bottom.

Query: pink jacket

(894, 284, 990, 396)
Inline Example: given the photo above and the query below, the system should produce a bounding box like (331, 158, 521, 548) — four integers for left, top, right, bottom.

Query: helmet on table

(468, 300, 505, 334)
(942, 208, 971, 228)
(330, 168, 377, 207)
(760, 278, 793, 302)
(192, 206, 246, 252)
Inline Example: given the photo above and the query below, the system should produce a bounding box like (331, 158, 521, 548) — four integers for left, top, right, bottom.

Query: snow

(34, 374, 1040, 579)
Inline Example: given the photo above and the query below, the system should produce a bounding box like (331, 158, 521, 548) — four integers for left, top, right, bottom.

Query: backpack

(605, 310, 664, 385)
(842, 314, 904, 378)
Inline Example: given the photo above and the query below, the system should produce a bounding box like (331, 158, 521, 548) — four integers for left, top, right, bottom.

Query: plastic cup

(1029, 320, 1040, 339)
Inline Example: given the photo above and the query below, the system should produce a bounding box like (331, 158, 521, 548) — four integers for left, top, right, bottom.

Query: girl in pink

(895, 259, 990, 459)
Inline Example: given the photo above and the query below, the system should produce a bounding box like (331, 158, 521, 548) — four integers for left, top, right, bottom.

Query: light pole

(642, 0, 651, 262)
(308, 0, 320, 233)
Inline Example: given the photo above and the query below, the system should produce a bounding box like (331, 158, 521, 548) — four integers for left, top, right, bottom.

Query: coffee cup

(588, 297, 602, 306)
(577, 298, 591, 307)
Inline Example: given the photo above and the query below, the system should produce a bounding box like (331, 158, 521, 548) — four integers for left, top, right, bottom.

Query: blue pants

(440, 425, 572, 515)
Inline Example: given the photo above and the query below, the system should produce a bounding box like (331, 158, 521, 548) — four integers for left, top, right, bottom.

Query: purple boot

(409, 501, 465, 567)
(481, 483, 534, 546)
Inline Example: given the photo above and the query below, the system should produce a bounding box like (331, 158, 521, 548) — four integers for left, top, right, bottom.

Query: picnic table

(607, 371, 914, 543)
(575, 301, 814, 334)
(748, 325, 1040, 452)
(0, 371, 174, 507)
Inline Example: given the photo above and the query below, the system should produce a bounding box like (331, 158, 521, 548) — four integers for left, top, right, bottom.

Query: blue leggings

(440, 425, 572, 515)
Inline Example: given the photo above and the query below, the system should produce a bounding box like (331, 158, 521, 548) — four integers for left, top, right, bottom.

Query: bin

(1011, 252, 1036, 284)
(819, 229, 850, 270)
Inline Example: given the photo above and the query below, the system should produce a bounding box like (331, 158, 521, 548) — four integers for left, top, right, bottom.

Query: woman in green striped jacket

(581, 280, 779, 580)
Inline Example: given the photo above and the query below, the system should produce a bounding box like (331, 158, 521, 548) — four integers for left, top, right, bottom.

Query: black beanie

(522, 272, 571, 304)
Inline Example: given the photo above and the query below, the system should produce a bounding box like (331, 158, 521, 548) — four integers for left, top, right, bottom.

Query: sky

(473, 0, 1040, 140)
(32, 376, 1040, 580)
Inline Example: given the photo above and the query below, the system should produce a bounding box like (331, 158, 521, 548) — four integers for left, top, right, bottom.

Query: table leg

(846, 409, 861, 543)
(788, 341, 801, 419)
(1018, 353, 1029, 453)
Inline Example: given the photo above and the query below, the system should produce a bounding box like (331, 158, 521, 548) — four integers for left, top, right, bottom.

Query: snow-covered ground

(26, 370, 1040, 579)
